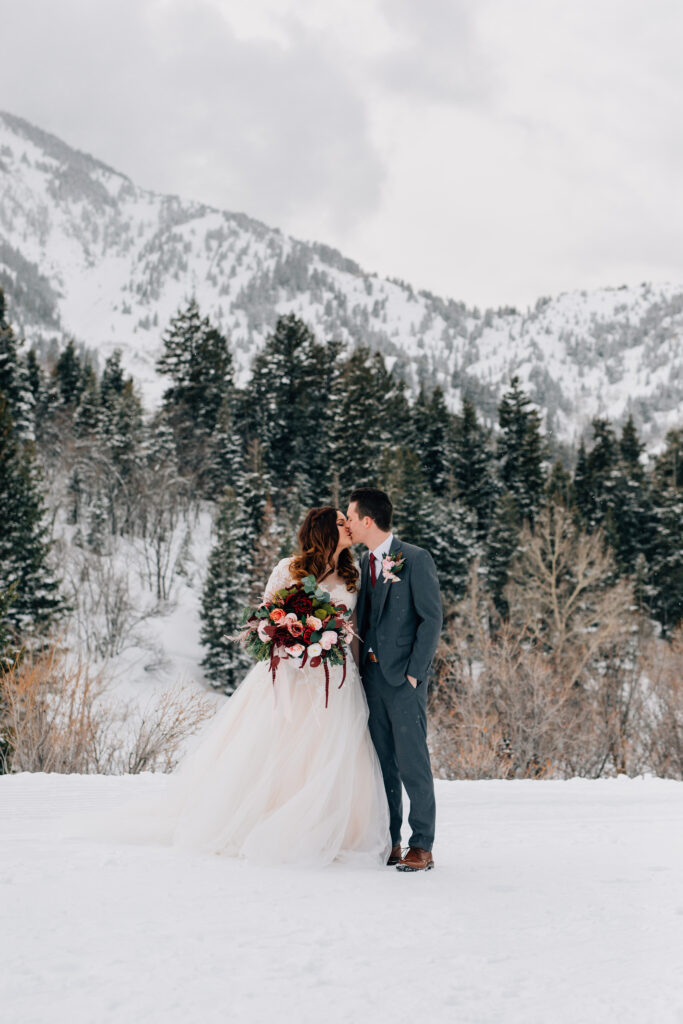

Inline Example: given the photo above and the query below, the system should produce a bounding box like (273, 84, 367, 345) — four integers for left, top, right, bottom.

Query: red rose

(285, 591, 314, 616)
(303, 627, 313, 643)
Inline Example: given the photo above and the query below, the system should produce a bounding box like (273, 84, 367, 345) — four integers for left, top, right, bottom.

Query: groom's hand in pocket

(407, 674, 418, 688)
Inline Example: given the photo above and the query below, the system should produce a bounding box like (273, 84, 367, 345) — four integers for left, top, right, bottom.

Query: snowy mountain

(1, 109, 682, 445)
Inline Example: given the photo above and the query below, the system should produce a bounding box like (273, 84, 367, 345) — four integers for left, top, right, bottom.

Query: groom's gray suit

(357, 537, 442, 852)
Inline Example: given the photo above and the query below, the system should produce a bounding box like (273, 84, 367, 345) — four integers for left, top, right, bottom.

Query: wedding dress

(89, 558, 391, 867)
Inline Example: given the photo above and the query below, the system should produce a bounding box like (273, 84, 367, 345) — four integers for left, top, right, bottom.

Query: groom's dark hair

(349, 487, 393, 531)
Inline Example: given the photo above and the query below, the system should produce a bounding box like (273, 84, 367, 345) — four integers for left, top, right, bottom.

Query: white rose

(307, 642, 322, 658)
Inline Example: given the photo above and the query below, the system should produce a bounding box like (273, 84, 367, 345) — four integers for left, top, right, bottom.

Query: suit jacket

(356, 536, 443, 686)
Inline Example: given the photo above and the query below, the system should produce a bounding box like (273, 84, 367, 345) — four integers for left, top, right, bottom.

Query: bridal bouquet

(237, 575, 356, 707)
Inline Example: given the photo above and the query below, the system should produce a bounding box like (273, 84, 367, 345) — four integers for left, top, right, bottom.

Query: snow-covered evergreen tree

(73, 364, 101, 438)
(451, 396, 498, 536)
(620, 414, 644, 477)
(199, 487, 253, 693)
(53, 339, 84, 407)
(330, 346, 410, 497)
(411, 385, 452, 495)
(647, 484, 683, 634)
(484, 492, 522, 617)
(156, 299, 234, 485)
(246, 314, 338, 506)
(653, 428, 683, 491)
(497, 377, 546, 526)
(0, 289, 34, 438)
(423, 494, 480, 604)
(0, 395, 62, 634)
(379, 446, 430, 544)
(206, 396, 244, 501)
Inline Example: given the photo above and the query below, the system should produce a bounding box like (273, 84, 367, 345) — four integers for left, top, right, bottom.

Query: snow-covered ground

(2, 773, 682, 1024)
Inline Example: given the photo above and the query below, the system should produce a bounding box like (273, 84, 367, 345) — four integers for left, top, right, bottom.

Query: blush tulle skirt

(77, 657, 391, 868)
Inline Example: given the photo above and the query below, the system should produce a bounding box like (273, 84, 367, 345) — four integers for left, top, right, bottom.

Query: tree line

(1, 290, 682, 704)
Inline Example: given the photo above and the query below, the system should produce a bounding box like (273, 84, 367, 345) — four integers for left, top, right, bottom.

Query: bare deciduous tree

(0, 644, 215, 775)
(430, 508, 656, 779)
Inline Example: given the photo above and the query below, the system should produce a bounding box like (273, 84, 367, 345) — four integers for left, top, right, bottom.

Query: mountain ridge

(1, 109, 681, 446)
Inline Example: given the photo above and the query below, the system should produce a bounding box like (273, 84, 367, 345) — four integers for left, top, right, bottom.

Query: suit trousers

(362, 660, 436, 851)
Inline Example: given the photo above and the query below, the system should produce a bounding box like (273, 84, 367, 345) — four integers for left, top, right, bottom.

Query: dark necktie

(369, 552, 377, 587)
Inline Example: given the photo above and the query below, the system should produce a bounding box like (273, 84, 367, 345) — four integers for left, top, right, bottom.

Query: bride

(96, 506, 391, 868)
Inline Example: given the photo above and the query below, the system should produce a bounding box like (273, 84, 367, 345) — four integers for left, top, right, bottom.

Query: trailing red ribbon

(270, 648, 280, 685)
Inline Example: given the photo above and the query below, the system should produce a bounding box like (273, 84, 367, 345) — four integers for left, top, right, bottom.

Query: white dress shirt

(370, 533, 394, 580)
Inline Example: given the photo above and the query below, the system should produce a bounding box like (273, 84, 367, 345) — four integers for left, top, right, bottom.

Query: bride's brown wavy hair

(290, 506, 359, 593)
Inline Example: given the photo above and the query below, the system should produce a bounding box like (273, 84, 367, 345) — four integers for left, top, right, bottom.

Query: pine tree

(73, 364, 101, 438)
(235, 440, 271, 555)
(206, 396, 244, 500)
(378, 446, 430, 544)
(653, 428, 683, 491)
(497, 377, 546, 526)
(246, 315, 339, 506)
(423, 493, 479, 604)
(0, 582, 21, 669)
(199, 487, 253, 693)
(484, 492, 521, 617)
(411, 386, 452, 495)
(620, 414, 644, 477)
(0, 289, 34, 438)
(547, 460, 574, 507)
(107, 379, 143, 479)
(604, 469, 653, 575)
(330, 346, 411, 497)
(53, 339, 84, 407)
(577, 418, 651, 574)
(100, 350, 126, 406)
(0, 396, 62, 633)
(87, 492, 108, 555)
(25, 349, 45, 410)
(156, 300, 234, 483)
(586, 418, 618, 496)
(647, 484, 683, 635)
(573, 440, 592, 524)
(451, 396, 498, 536)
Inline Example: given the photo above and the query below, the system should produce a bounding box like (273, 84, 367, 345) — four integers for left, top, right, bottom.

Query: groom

(346, 487, 442, 872)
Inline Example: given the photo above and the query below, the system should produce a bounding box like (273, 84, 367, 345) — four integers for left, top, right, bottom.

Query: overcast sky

(2, 0, 682, 309)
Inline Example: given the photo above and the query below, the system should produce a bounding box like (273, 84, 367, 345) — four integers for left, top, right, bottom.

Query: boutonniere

(381, 551, 405, 583)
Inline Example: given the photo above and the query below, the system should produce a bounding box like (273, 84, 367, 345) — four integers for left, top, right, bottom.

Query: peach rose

(320, 630, 338, 651)
(270, 608, 286, 623)
(285, 643, 305, 658)
(305, 615, 323, 630)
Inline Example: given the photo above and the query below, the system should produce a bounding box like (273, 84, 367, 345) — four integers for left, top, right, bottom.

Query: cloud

(374, 0, 499, 107)
(1, 0, 682, 307)
(0, 0, 385, 234)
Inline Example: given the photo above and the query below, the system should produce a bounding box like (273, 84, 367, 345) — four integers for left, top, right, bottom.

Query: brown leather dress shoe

(387, 844, 402, 866)
(396, 847, 434, 872)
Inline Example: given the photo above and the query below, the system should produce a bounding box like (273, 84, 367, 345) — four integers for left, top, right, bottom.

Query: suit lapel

(375, 536, 402, 623)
